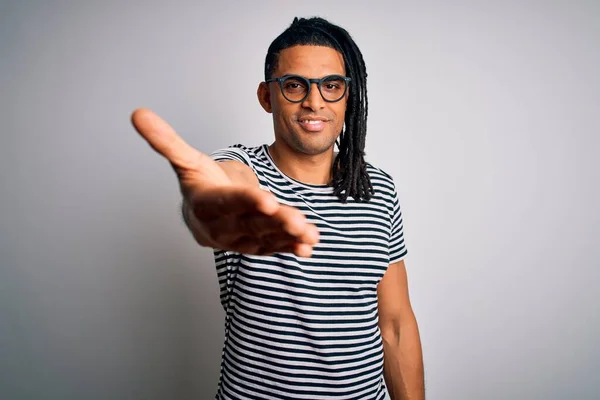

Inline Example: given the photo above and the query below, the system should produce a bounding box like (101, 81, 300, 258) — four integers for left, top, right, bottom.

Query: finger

(202, 212, 291, 248)
(131, 108, 203, 170)
(234, 205, 318, 244)
(289, 243, 314, 258)
(201, 211, 282, 247)
(258, 233, 297, 252)
(270, 238, 315, 255)
(297, 223, 320, 245)
(229, 236, 266, 255)
(271, 206, 319, 244)
(235, 214, 281, 238)
(192, 186, 279, 219)
(230, 236, 313, 257)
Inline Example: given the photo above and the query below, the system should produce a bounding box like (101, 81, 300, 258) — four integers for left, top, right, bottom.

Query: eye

(282, 78, 307, 93)
(285, 82, 302, 89)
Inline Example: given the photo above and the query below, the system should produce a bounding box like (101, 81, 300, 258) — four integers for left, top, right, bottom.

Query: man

(132, 16, 424, 400)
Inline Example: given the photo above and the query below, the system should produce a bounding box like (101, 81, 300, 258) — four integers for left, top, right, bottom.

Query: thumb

(131, 108, 204, 170)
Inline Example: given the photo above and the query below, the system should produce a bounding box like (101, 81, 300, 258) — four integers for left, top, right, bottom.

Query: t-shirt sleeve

(209, 144, 252, 166)
(209, 144, 270, 192)
(389, 185, 408, 264)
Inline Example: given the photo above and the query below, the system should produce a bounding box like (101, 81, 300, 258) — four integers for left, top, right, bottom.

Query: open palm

(131, 108, 319, 257)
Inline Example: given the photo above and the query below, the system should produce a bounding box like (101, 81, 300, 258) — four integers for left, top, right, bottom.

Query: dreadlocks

(264, 17, 373, 203)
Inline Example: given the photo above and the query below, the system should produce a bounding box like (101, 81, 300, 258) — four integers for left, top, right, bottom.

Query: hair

(264, 17, 373, 203)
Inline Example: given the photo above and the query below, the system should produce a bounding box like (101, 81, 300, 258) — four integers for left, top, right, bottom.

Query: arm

(377, 260, 425, 400)
(131, 108, 318, 257)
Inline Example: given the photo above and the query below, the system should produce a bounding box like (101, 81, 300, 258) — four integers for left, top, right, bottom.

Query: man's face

(258, 45, 348, 156)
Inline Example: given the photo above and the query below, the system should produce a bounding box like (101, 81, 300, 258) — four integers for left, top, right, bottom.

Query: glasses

(266, 74, 351, 103)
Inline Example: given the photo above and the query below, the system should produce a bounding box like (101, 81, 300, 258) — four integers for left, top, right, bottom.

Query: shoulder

(210, 143, 267, 166)
(225, 143, 262, 153)
(212, 143, 264, 156)
(365, 161, 397, 195)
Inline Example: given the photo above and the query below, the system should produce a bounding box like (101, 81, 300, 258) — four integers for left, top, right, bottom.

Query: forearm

(382, 318, 425, 400)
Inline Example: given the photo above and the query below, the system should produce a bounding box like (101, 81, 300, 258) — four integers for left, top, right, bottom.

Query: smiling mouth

(297, 119, 328, 132)
(299, 119, 326, 124)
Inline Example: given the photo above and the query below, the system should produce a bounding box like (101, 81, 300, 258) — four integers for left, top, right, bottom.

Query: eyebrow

(276, 72, 347, 78)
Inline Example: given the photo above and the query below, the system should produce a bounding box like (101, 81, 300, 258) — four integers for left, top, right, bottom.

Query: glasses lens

(320, 76, 347, 102)
(281, 76, 308, 102)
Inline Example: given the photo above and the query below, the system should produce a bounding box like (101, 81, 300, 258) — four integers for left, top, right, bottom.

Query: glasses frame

(265, 74, 351, 103)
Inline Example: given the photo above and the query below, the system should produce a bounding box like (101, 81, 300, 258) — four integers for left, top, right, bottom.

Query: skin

(131, 109, 319, 257)
(257, 45, 348, 185)
(131, 44, 424, 400)
(379, 261, 426, 399)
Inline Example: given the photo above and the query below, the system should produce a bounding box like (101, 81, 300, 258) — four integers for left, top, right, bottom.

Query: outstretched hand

(131, 108, 319, 257)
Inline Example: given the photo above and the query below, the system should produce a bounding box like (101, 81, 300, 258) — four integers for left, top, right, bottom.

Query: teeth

(301, 120, 322, 124)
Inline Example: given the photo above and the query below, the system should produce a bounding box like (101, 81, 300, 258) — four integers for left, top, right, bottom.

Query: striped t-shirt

(210, 144, 407, 400)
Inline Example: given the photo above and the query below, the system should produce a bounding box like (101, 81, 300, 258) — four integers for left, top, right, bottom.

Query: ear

(257, 82, 273, 113)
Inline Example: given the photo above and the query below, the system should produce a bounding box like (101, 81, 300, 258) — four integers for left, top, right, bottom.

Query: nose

(301, 82, 325, 111)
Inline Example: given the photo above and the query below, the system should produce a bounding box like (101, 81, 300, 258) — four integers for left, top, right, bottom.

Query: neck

(268, 141, 335, 185)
